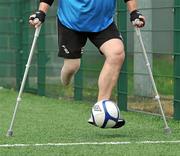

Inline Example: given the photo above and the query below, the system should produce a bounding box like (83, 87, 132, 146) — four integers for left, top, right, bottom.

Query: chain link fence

(0, 0, 179, 119)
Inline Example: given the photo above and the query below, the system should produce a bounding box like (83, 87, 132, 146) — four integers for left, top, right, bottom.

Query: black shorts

(58, 19, 123, 59)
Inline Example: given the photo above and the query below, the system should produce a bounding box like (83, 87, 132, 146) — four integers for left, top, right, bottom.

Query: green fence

(0, 1, 17, 88)
(174, 0, 180, 119)
(0, 0, 179, 120)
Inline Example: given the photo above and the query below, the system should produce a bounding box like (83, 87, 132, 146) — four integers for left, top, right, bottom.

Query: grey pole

(135, 28, 171, 134)
(134, 0, 153, 97)
(6, 26, 42, 137)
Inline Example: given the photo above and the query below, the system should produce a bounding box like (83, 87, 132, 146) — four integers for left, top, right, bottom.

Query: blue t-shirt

(57, 0, 116, 32)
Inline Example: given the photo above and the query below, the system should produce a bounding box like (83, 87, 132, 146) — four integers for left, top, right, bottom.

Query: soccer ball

(91, 100, 120, 128)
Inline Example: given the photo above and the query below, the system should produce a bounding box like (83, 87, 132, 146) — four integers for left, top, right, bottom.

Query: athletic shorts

(58, 19, 123, 59)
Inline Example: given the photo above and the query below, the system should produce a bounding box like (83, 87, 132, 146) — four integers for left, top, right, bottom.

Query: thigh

(63, 58, 81, 68)
(57, 19, 87, 59)
(88, 22, 123, 54)
(99, 38, 124, 58)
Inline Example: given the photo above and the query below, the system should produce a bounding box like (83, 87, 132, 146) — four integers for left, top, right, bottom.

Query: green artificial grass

(0, 89, 179, 156)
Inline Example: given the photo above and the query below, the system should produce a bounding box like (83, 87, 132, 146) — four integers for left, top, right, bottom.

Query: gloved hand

(130, 10, 145, 28)
(29, 10, 46, 28)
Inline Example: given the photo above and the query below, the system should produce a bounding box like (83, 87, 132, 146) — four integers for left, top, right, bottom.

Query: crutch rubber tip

(6, 130, 13, 137)
(164, 127, 171, 134)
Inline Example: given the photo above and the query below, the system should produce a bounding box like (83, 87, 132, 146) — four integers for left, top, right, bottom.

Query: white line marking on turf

(0, 140, 180, 148)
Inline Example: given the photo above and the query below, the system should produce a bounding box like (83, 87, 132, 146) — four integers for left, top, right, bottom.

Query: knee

(63, 59, 81, 74)
(69, 61, 80, 73)
(109, 46, 125, 64)
(65, 63, 80, 74)
(117, 47, 125, 62)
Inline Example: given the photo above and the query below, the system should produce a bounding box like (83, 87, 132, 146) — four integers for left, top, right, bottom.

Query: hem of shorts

(97, 36, 123, 49)
(97, 36, 123, 55)
(58, 54, 81, 59)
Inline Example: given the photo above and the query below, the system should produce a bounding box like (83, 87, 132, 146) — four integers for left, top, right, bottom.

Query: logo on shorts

(81, 47, 84, 54)
(119, 34, 123, 41)
(62, 45, 70, 54)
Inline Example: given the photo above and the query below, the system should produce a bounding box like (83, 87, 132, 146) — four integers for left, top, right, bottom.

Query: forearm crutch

(6, 26, 42, 137)
(135, 27, 171, 134)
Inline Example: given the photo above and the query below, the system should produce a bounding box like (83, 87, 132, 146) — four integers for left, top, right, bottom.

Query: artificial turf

(0, 88, 180, 156)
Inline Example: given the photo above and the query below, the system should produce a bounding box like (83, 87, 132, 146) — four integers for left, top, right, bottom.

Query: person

(29, 0, 145, 128)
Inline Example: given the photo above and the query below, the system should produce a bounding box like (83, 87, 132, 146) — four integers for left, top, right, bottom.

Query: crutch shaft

(135, 28, 171, 133)
(6, 26, 42, 137)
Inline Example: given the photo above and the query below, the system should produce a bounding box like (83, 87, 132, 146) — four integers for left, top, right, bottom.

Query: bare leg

(61, 58, 81, 85)
(88, 39, 125, 128)
(98, 39, 125, 101)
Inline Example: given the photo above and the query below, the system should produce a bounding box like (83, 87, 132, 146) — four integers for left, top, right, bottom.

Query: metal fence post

(117, 1, 128, 111)
(74, 60, 83, 100)
(13, 1, 22, 90)
(37, 25, 46, 96)
(34, 0, 46, 96)
(21, 0, 31, 91)
(174, 0, 180, 120)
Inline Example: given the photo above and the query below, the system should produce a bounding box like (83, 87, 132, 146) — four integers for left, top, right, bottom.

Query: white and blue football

(91, 100, 120, 128)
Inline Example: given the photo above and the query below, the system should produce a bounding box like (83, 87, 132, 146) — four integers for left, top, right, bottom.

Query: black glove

(130, 10, 145, 27)
(29, 10, 46, 27)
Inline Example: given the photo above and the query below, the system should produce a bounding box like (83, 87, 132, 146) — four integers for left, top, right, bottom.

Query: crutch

(135, 27, 171, 134)
(6, 26, 42, 137)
